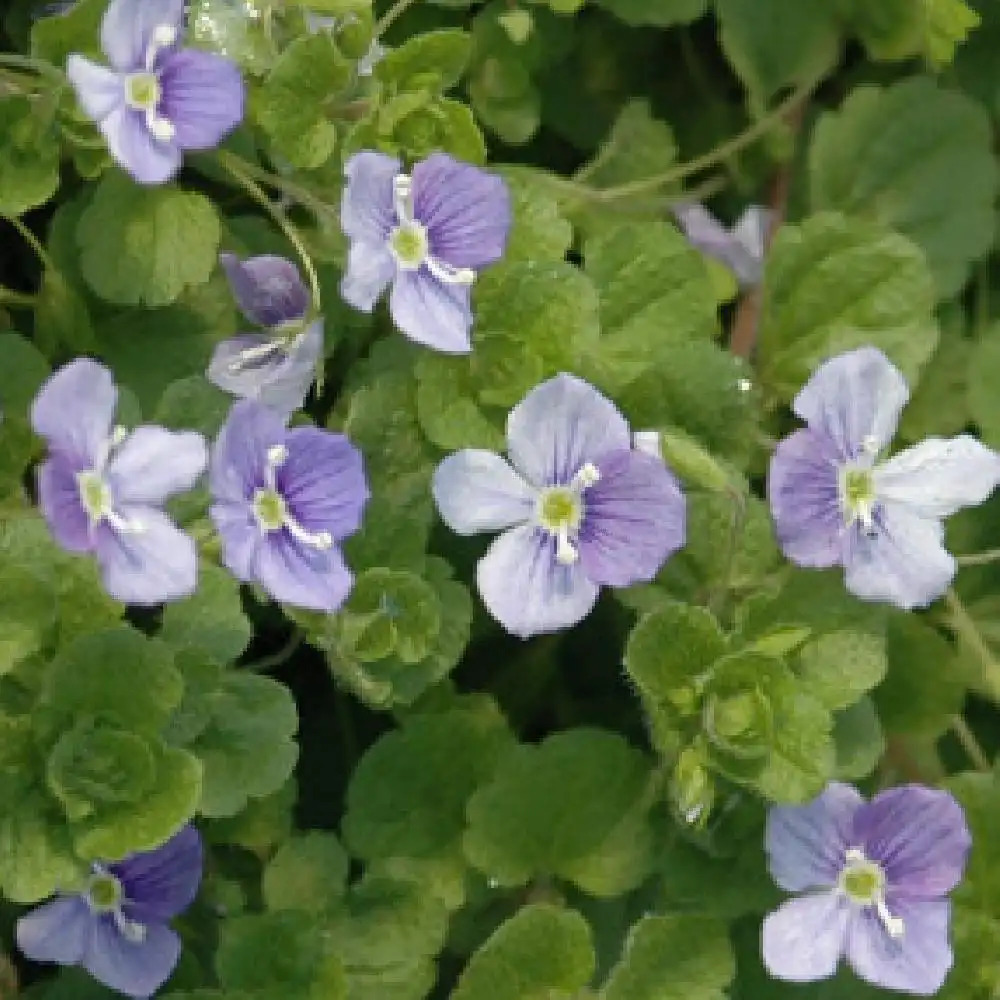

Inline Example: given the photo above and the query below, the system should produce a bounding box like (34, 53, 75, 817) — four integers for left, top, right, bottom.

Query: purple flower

(209, 400, 369, 611)
(768, 347, 1000, 610)
(339, 151, 511, 354)
(66, 0, 244, 185)
(763, 782, 970, 995)
(432, 373, 686, 638)
(673, 203, 771, 287)
(207, 254, 323, 416)
(31, 358, 207, 605)
(16, 825, 202, 999)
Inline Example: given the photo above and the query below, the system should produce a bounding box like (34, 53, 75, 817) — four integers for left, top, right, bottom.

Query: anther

(267, 444, 289, 467)
(876, 899, 905, 939)
(284, 518, 333, 551)
(147, 113, 175, 142)
(555, 525, 578, 565)
(113, 910, 148, 944)
(861, 434, 880, 456)
(424, 256, 475, 286)
(152, 24, 178, 47)
(572, 462, 601, 489)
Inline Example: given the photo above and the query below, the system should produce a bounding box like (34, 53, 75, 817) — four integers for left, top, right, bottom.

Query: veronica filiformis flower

(339, 151, 511, 353)
(432, 374, 686, 637)
(763, 782, 970, 995)
(66, 0, 244, 185)
(672, 202, 771, 288)
(17, 825, 202, 998)
(768, 346, 1000, 609)
(31, 359, 207, 605)
(207, 254, 323, 416)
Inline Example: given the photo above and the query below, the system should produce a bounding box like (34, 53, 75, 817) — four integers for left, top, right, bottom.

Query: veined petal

(108, 427, 207, 505)
(432, 450, 535, 535)
(842, 503, 955, 610)
(340, 240, 396, 313)
(389, 270, 472, 354)
(100, 0, 184, 72)
(412, 153, 511, 271)
(114, 825, 203, 924)
(476, 524, 599, 638)
(158, 49, 245, 151)
(793, 347, 909, 460)
(31, 357, 117, 466)
(875, 435, 1000, 519)
(66, 55, 123, 122)
(219, 254, 309, 326)
(341, 150, 399, 244)
(728, 204, 771, 286)
(762, 893, 849, 983)
(253, 532, 353, 612)
(83, 916, 180, 999)
(209, 400, 285, 504)
(100, 105, 181, 185)
(505, 373, 631, 488)
(577, 448, 685, 586)
(37, 454, 93, 554)
(210, 500, 259, 582)
(16, 896, 91, 966)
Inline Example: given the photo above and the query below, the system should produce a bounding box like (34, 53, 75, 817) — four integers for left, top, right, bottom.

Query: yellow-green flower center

(253, 487, 288, 531)
(125, 71, 161, 111)
(389, 222, 428, 270)
(840, 858, 883, 904)
(87, 872, 123, 913)
(77, 470, 113, 522)
(538, 487, 582, 531)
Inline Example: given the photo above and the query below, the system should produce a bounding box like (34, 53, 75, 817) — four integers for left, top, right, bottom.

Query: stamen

(876, 898, 905, 939)
(146, 111, 175, 142)
(571, 462, 601, 489)
(555, 524, 578, 565)
(392, 174, 414, 225)
(113, 910, 148, 944)
(227, 339, 287, 374)
(839, 847, 904, 940)
(862, 434, 880, 456)
(283, 518, 333, 550)
(145, 23, 178, 70)
(424, 255, 475, 286)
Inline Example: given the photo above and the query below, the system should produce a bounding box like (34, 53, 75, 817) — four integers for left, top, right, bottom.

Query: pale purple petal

(846, 901, 953, 996)
(842, 503, 955, 610)
(209, 400, 284, 504)
(253, 532, 353, 612)
(476, 523, 599, 638)
(158, 49, 244, 151)
(875, 436, 1000, 519)
(766, 782, 864, 892)
(31, 357, 116, 467)
(95, 508, 198, 605)
(793, 347, 909, 460)
(209, 501, 258, 580)
(66, 55, 123, 121)
(389, 269, 473, 354)
(632, 431, 660, 457)
(83, 916, 180, 999)
(219, 254, 309, 327)
(577, 448, 685, 586)
(100, 105, 182, 186)
(762, 893, 849, 983)
(16, 897, 90, 966)
(433, 450, 535, 535)
(768, 427, 845, 568)
(506, 374, 631, 488)
(412, 153, 511, 271)
(729, 204, 772, 285)
(37, 454, 93, 554)
(114, 825, 202, 924)
(107, 427, 207, 505)
(341, 150, 399, 244)
(100, 0, 184, 72)
(673, 203, 731, 257)
(340, 240, 396, 313)
(854, 786, 971, 901)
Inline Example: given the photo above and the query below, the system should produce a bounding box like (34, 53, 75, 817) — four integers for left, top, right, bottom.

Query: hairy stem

(956, 547, 1000, 567)
(950, 714, 992, 773)
(376, 0, 420, 35)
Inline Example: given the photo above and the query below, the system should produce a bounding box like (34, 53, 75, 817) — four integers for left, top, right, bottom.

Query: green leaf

(796, 630, 888, 711)
(160, 564, 251, 665)
(842, 0, 981, 66)
(0, 792, 79, 903)
(468, 48, 541, 145)
(0, 332, 49, 415)
(947, 772, 1000, 920)
(0, 96, 60, 216)
(376, 29, 472, 92)
(757, 212, 939, 402)
(76, 173, 221, 307)
(496, 166, 574, 262)
(154, 376, 232, 437)
(832, 696, 885, 781)
(967, 323, 1000, 449)
(809, 77, 998, 298)
(601, 914, 735, 1000)
(925, 0, 982, 66)
(263, 832, 350, 913)
(0, 562, 54, 673)
(30, 0, 105, 64)
(593, 0, 707, 26)
(899, 315, 970, 441)
(451, 904, 595, 1000)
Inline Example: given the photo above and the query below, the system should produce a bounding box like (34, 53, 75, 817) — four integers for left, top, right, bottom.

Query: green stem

(242, 629, 303, 673)
(956, 547, 1000, 567)
(221, 153, 336, 221)
(5, 215, 55, 271)
(0, 52, 63, 83)
(950, 714, 992, 773)
(0, 286, 38, 308)
(375, 0, 420, 35)
(944, 587, 1000, 691)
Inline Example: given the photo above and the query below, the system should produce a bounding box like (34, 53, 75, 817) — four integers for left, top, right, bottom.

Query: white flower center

(75, 426, 144, 535)
(252, 444, 332, 550)
(837, 437, 882, 535)
(535, 462, 600, 565)
(838, 847, 905, 940)
(123, 23, 178, 142)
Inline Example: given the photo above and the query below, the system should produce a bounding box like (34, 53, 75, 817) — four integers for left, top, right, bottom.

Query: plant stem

(950, 714, 992, 773)
(5, 214, 55, 271)
(221, 153, 336, 222)
(944, 588, 1000, 696)
(375, 0, 420, 35)
(0, 286, 38, 308)
(956, 547, 1000, 567)
(243, 629, 304, 673)
(0, 52, 63, 83)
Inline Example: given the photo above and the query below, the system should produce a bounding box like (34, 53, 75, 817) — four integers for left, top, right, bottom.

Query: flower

(209, 400, 369, 611)
(16, 825, 203, 999)
(207, 253, 323, 416)
(432, 373, 686, 638)
(762, 782, 970, 995)
(66, 0, 244, 185)
(339, 150, 511, 353)
(31, 358, 208, 605)
(672, 202, 771, 288)
(768, 346, 1000, 609)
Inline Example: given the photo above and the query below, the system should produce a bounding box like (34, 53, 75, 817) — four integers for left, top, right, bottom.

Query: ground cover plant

(1, 0, 1000, 997)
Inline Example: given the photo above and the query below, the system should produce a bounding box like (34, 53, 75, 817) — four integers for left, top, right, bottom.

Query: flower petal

(854, 785, 971, 900)
(32, 358, 117, 466)
(16, 896, 91, 966)
(728, 204, 771, 285)
(505, 373, 631, 488)
(762, 893, 850, 983)
(210, 500, 259, 582)
(577, 448, 686, 586)
(476, 523, 599, 638)
(433, 450, 535, 535)
(158, 49, 244, 151)
(412, 153, 511, 271)
(768, 427, 845, 568)
(114, 825, 203, 924)
(875, 435, 1000, 519)
(37, 454, 93, 554)
(95, 508, 198, 605)
(253, 533, 354, 612)
(766, 782, 864, 892)
(341, 150, 400, 244)
(389, 269, 473, 354)
(66, 55, 123, 122)
(219, 254, 310, 327)
(100, 0, 184, 71)
(340, 240, 396, 313)
(843, 502, 955, 610)
(108, 427, 207, 505)
(209, 400, 284, 504)
(793, 347, 909, 460)
(100, 105, 181, 185)
(846, 901, 953, 996)
(83, 915, 180, 999)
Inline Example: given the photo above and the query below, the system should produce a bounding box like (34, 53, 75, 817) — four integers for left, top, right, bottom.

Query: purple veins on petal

(219, 254, 310, 327)
(673, 202, 772, 287)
